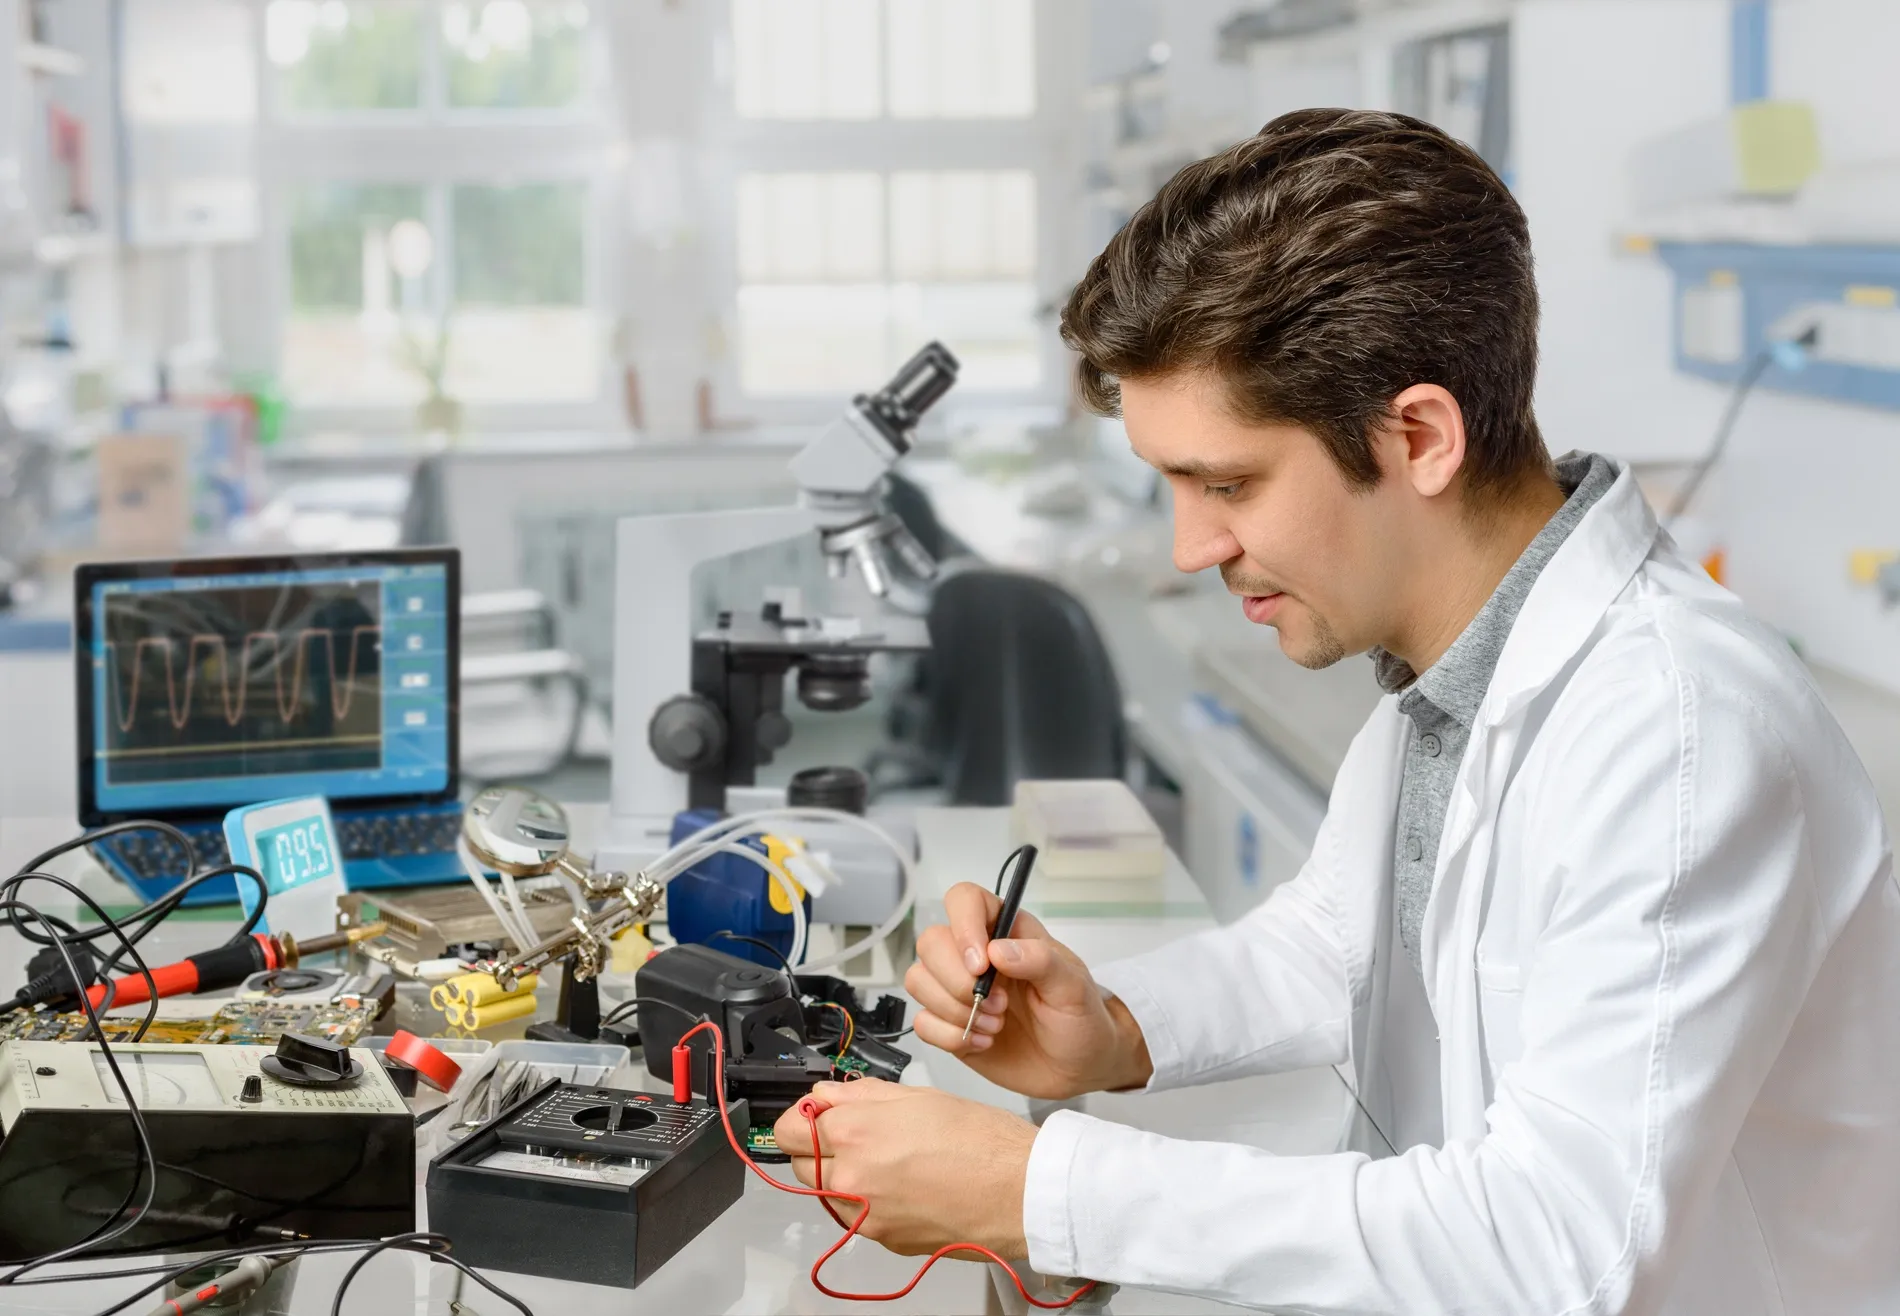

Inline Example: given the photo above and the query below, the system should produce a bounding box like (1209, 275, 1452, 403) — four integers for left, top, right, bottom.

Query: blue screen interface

(91, 563, 451, 814)
(256, 815, 338, 889)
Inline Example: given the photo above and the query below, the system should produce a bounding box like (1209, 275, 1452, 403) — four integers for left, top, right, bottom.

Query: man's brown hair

(1061, 108, 1550, 497)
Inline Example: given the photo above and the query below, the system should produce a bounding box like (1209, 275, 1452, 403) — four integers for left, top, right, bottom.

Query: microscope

(597, 343, 959, 873)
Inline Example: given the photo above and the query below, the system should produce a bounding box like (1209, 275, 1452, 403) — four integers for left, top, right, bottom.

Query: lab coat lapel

(1341, 704, 1409, 1110)
(1418, 463, 1661, 1138)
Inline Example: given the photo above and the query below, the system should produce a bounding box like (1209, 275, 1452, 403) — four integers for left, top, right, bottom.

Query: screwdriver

(963, 844, 1038, 1041)
(84, 922, 387, 1011)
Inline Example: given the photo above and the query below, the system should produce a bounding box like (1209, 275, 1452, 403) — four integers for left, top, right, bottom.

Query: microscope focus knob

(649, 695, 726, 772)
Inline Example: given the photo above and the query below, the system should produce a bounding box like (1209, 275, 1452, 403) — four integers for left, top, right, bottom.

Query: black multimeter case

(426, 1078, 748, 1290)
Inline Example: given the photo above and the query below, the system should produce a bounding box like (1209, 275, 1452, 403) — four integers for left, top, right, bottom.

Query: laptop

(74, 548, 466, 906)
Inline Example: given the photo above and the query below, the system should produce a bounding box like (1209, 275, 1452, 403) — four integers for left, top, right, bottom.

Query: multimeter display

(255, 816, 338, 887)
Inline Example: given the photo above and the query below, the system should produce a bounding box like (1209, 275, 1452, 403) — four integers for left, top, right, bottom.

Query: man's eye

(1204, 483, 1243, 500)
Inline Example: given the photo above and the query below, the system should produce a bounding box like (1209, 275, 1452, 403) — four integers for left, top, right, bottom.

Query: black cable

(1666, 324, 1819, 527)
(326, 1233, 535, 1316)
(87, 864, 270, 1015)
(62, 1233, 535, 1316)
(599, 994, 709, 1031)
(11, 821, 197, 905)
(993, 845, 1032, 895)
(707, 930, 797, 981)
(0, 876, 163, 1281)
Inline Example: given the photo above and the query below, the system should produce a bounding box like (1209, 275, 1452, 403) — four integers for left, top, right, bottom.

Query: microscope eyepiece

(855, 341, 960, 447)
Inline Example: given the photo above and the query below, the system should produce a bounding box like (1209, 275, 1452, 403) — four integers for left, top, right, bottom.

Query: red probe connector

(671, 1043, 693, 1104)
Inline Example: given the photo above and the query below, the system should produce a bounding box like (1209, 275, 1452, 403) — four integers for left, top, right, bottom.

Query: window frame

(255, 0, 622, 436)
(710, 0, 1086, 423)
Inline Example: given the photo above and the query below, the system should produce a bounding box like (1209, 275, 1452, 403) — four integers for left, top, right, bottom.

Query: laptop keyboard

(94, 805, 466, 884)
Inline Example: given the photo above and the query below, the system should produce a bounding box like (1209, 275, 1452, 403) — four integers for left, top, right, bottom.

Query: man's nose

(1172, 500, 1240, 575)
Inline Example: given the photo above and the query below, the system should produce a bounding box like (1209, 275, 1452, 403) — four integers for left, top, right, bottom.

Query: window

(263, 1, 604, 415)
(732, 0, 1034, 121)
(735, 170, 1038, 395)
(280, 180, 594, 405)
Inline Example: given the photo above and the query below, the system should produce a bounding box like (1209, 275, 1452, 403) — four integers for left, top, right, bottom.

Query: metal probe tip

(961, 996, 981, 1042)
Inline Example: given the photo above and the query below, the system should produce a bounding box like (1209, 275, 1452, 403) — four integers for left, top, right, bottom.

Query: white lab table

(0, 797, 1354, 1316)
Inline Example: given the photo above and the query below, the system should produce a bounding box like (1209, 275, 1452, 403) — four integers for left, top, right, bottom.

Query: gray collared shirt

(1375, 451, 1618, 974)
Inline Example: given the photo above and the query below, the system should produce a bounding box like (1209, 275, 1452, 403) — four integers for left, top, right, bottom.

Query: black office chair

(904, 568, 1127, 806)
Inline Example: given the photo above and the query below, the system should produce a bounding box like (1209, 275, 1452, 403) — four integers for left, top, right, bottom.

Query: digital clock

(223, 795, 347, 940)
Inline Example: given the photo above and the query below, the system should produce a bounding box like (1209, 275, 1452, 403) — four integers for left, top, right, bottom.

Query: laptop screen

(76, 550, 458, 821)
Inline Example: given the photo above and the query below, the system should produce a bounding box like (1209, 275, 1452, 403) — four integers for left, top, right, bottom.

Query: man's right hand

(906, 881, 1153, 1100)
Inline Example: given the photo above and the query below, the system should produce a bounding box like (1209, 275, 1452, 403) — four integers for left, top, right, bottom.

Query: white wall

(1708, 0, 1900, 692)
(1513, 0, 1731, 463)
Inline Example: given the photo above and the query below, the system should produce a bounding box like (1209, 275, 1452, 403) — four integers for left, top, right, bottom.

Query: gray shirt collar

(1371, 451, 1618, 725)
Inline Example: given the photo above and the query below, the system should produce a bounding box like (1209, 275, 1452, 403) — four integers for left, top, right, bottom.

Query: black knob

(755, 710, 793, 752)
(240, 1074, 263, 1103)
(648, 695, 726, 771)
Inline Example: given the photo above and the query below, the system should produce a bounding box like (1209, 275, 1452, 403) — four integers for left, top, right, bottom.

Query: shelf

(19, 42, 83, 77)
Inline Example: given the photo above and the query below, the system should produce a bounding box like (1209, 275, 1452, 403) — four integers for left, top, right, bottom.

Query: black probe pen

(963, 843, 1039, 1041)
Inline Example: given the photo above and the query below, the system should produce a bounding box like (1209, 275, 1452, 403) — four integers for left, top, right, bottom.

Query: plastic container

(1010, 779, 1167, 883)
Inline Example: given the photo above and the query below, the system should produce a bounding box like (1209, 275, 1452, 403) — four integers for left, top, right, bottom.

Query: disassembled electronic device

(72, 548, 465, 906)
(0, 1036, 413, 1257)
(0, 998, 378, 1046)
(427, 1078, 747, 1289)
(634, 945, 831, 1125)
(340, 881, 576, 966)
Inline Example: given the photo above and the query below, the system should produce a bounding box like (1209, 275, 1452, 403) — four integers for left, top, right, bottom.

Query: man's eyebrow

(1151, 457, 1255, 480)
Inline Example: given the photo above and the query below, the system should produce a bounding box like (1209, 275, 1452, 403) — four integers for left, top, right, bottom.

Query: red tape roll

(383, 1030, 462, 1094)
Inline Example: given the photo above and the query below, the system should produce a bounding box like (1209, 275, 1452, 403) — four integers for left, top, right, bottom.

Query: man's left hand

(771, 1078, 1040, 1258)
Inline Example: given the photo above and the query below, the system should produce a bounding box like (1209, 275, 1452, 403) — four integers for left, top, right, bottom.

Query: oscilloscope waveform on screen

(103, 627, 383, 733)
(97, 579, 392, 786)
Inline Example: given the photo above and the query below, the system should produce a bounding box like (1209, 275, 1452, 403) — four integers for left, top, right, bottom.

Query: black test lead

(963, 844, 1038, 1041)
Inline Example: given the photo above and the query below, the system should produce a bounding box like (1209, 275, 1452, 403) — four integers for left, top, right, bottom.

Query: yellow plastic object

(1849, 549, 1899, 585)
(453, 993, 540, 1030)
(1730, 101, 1821, 196)
(761, 835, 806, 914)
(610, 927, 656, 974)
(439, 971, 538, 1008)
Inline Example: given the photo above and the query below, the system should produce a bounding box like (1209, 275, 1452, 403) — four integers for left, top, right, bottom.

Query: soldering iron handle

(975, 844, 1038, 999)
(83, 934, 278, 1010)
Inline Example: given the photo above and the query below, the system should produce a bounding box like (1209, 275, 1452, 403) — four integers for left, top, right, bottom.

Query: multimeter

(223, 795, 346, 939)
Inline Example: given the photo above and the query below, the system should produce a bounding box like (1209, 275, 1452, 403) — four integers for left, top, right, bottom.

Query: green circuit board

(0, 999, 376, 1046)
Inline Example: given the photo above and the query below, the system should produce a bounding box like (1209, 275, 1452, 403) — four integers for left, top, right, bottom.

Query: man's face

(1121, 369, 1410, 670)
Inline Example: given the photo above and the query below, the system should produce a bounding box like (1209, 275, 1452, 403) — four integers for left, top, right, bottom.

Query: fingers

(788, 1155, 818, 1189)
(943, 882, 1004, 974)
(984, 933, 1096, 1010)
(773, 1111, 817, 1158)
(906, 936, 1008, 1030)
(911, 1004, 994, 1055)
(807, 1077, 903, 1105)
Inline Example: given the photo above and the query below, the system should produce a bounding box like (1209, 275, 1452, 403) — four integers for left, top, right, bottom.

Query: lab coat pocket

(1475, 953, 1524, 1087)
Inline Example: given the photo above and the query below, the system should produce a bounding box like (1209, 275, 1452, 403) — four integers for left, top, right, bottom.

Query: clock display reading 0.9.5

(255, 816, 336, 888)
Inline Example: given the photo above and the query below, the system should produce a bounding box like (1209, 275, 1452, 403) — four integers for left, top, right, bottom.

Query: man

(772, 110, 1900, 1313)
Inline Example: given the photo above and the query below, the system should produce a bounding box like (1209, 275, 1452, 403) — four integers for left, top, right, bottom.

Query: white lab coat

(1022, 460, 1900, 1314)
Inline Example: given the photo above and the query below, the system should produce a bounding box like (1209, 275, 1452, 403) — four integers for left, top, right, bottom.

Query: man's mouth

(1241, 593, 1285, 624)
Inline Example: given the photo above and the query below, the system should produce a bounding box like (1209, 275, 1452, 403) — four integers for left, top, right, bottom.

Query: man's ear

(1386, 384, 1468, 499)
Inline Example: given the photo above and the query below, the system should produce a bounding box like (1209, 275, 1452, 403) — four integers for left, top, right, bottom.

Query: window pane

(282, 184, 430, 404)
(891, 282, 1039, 390)
(887, 0, 1034, 119)
(737, 173, 884, 282)
(268, 1, 424, 112)
(890, 171, 1034, 280)
(448, 183, 596, 400)
(452, 182, 585, 304)
(444, 1, 590, 109)
(732, 0, 881, 120)
(738, 284, 895, 395)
